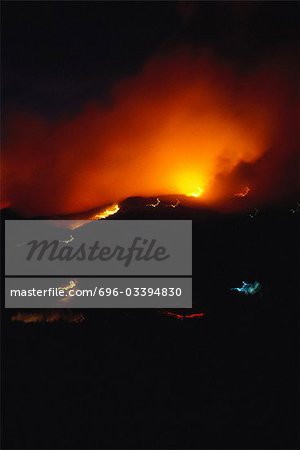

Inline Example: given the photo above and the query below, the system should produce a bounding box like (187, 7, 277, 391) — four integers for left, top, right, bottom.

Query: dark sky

(2, 1, 299, 117)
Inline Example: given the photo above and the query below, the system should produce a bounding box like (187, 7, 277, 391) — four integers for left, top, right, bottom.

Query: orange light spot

(164, 311, 205, 320)
(11, 311, 85, 324)
(235, 186, 250, 197)
(91, 203, 120, 220)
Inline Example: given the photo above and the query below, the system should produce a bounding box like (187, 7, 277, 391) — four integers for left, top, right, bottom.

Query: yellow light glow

(171, 170, 205, 199)
(91, 203, 120, 220)
(186, 186, 204, 198)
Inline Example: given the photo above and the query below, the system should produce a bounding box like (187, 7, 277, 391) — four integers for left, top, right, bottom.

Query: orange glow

(2, 49, 297, 216)
(90, 203, 120, 220)
(11, 311, 85, 324)
(164, 311, 205, 320)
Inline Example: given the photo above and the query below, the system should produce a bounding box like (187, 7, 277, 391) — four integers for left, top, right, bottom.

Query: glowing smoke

(2, 48, 298, 216)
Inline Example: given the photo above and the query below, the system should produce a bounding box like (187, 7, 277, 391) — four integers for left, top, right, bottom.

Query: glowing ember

(164, 311, 205, 320)
(11, 311, 85, 324)
(58, 280, 77, 291)
(58, 279, 78, 302)
(235, 186, 250, 197)
(91, 203, 120, 220)
(167, 199, 180, 208)
(59, 234, 74, 244)
(146, 198, 160, 207)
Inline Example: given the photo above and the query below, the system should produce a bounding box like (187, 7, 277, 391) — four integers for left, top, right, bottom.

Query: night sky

(3, 1, 298, 117)
(1, 3, 299, 450)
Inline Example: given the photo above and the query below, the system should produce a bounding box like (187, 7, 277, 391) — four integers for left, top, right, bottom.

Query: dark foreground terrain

(1, 201, 298, 449)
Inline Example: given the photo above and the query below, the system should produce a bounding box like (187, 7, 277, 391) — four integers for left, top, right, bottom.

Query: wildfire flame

(2, 50, 297, 216)
(186, 187, 204, 198)
(146, 198, 160, 207)
(90, 203, 120, 220)
(235, 186, 250, 198)
(167, 199, 180, 208)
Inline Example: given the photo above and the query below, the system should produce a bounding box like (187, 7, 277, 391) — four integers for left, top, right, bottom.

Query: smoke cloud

(2, 47, 298, 216)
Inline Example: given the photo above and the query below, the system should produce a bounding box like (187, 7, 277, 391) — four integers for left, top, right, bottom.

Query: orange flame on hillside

(2, 49, 297, 216)
(235, 186, 250, 198)
(91, 203, 120, 220)
(147, 198, 160, 207)
(186, 187, 204, 198)
(11, 311, 85, 324)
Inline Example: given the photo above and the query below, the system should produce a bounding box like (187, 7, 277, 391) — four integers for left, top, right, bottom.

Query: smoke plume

(2, 47, 298, 216)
